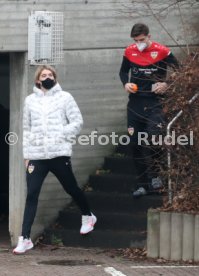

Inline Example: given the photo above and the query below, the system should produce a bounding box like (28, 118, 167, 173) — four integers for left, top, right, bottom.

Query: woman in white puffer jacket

(13, 65, 97, 254)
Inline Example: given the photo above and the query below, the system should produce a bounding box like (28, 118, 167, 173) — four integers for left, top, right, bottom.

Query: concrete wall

(147, 210, 199, 262)
(1, 0, 199, 50)
(2, 0, 199, 244)
(9, 53, 28, 243)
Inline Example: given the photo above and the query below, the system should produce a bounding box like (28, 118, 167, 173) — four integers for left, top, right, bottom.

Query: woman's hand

(25, 159, 29, 168)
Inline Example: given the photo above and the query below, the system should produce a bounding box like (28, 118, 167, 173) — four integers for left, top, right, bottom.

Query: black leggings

(127, 98, 166, 190)
(131, 144, 164, 190)
(22, 156, 91, 238)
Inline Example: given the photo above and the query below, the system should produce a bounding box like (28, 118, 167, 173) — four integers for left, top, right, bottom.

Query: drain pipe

(166, 92, 199, 204)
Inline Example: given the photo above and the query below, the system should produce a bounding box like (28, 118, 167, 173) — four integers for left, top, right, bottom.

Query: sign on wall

(28, 11, 64, 65)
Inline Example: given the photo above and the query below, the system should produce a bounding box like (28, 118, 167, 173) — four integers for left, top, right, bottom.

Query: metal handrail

(167, 92, 199, 204)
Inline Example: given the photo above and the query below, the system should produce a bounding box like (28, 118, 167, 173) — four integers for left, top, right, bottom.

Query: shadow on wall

(0, 104, 9, 217)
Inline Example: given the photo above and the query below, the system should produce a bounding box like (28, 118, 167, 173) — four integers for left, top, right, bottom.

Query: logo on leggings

(128, 127, 134, 136)
(151, 51, 158, 59)
(28, 164, 34, 174)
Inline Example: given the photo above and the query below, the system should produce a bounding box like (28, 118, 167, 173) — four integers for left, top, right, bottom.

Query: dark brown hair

(130, 23, 149, 38)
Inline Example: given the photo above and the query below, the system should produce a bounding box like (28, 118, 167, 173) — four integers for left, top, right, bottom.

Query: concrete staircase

(43, 145, 163, 248)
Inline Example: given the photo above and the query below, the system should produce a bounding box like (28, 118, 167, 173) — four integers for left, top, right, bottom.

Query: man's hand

(124, 83, 138, 93)
(153, 82, 168, 94)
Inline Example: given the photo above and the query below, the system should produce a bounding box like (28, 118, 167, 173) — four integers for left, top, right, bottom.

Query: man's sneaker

(13, 236, 33, 254)
(80, 213, 97, 235)
(151, 177, 163, 190)
(133, 187, 147, 198)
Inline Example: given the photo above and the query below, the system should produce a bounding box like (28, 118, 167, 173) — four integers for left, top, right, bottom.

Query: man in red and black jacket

(119, 23, 179, 197)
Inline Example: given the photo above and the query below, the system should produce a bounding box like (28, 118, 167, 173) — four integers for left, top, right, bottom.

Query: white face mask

(136, 42, 148, 52)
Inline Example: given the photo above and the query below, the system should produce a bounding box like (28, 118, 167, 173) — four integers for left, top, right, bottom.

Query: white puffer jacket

(23, 83, 83, 160)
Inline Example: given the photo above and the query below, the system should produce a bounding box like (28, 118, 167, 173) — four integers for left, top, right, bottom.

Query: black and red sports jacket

(119, 41, 179, 99)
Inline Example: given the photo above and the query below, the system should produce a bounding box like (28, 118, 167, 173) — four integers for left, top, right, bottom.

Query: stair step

(42, 139, 164, 249)
(58, 210, 147, 231)
(89, 174, 136, 193)
(78, 192, 163, 212)
(43, 229, 146, 249)
(103, 156, 135, 174)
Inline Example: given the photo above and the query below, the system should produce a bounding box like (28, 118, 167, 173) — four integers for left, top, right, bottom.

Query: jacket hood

(33, 83, 62, 96)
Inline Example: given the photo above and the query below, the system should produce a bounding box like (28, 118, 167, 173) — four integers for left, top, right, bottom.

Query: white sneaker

(80, 213, 97, 235)
(151, 177, 163, 190)
(133, 187, 147, 197)
(13, 236, 34, 254)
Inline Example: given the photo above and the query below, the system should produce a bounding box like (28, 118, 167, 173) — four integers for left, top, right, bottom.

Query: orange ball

(131, 84, 138, 92)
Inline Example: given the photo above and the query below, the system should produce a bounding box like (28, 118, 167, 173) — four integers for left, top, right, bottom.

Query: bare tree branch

(177, 1, 190, 55)
(145, 2, 188, 55)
